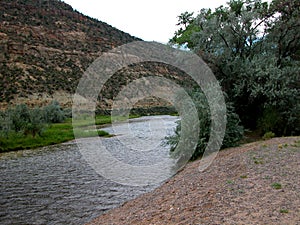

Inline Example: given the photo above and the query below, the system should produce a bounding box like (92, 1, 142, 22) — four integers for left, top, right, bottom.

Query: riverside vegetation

(166, 0, 299, 160)
(0, 101, 113, 152)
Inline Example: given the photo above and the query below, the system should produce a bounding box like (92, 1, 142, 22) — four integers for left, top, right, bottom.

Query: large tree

(170, 0, 299, 136)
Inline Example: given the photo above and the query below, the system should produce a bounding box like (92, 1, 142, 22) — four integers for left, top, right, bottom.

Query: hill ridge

(0, 0, 140, 108)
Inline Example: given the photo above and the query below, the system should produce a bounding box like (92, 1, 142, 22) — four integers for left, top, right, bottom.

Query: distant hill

(0, 0, 192, 111)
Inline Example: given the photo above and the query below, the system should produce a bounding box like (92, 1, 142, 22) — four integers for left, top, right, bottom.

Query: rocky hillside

(0, 0, 192, 111)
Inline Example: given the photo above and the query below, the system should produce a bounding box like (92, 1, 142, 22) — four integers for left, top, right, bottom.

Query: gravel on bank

(88, 137, 300, 225)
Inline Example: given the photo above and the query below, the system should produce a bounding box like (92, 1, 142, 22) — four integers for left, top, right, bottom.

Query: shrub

(262, 131, 275, 140)
(9, 104, 31, 132)
(271, 182, 282, 190)
(0, 111, 13, 137)
(63, 108, 72, 118)
(0, 102, 66, 138)
(166, 89, 244, 161)
(24, 108, 45, 137)
(43, 101, 65, 123)
(257, 107, 280, 135)
(11, 105, 46, 137)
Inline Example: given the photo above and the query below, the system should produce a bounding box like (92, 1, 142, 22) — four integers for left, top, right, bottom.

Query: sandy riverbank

(87, 137, 300, 225)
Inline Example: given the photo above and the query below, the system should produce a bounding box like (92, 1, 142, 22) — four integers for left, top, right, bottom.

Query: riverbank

(88, 137, 300, 225)
(0, 115, 132, 152)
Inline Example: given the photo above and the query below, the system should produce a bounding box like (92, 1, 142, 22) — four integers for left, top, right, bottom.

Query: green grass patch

(279, 209, 289, 214)
(73, 114, 140, 127)
(226, 180, 235, 184)
(271, 182, 282, 189)
(0, 127, 74, 152)
(0, 115, 116, 152)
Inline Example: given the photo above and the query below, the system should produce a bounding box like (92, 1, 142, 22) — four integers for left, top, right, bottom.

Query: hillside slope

(0, 0, 192, 110)
(88, 137, 300, 225)
(0, 0, 140, 107)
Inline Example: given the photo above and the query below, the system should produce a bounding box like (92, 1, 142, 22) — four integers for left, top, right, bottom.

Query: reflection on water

(0, 115, 178, 225)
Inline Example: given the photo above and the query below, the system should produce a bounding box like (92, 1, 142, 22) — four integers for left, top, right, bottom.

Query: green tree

(170, 0, 300, 136)
(170, 11, 200, 48)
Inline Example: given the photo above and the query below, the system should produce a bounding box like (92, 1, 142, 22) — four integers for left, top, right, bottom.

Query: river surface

(0, 115, 178, 225)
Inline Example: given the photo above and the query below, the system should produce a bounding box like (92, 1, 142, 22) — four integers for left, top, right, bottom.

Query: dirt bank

(88, 137, 300, 225)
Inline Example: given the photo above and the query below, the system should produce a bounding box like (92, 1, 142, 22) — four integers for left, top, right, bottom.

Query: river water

(0, 115, 178, 225)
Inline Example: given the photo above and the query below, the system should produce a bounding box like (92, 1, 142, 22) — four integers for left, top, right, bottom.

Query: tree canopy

(170, 0, 299, 136)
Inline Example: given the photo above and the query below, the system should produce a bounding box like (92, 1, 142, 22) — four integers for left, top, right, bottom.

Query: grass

(253, 156, 264, 164)
(226, 180, 235, 184)
(72, 114, 140, 127)
(271, 182, 282, 189)
(279, 209, 289, 214)
(0, 114, 140, 152)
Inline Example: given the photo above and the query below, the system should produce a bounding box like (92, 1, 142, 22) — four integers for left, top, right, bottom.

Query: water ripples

(0, 115, 178, 224)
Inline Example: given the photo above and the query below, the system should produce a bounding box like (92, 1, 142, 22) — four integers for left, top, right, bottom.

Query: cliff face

(0, 0, 193, 110)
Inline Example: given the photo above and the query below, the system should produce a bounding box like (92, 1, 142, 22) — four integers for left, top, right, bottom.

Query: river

(0, 115, 178, 225)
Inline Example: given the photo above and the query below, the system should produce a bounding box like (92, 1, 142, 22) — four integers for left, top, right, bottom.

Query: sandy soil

(87, 137, 300, 225)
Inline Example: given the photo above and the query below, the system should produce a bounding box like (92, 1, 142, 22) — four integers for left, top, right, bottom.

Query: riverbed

(0, 115, 178, 224)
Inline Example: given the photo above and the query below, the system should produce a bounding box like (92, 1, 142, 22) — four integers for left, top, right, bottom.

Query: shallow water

(0, 115, 178, 225)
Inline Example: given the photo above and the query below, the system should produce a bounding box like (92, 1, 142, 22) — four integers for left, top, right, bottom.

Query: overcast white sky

(62, 0, 232, 43)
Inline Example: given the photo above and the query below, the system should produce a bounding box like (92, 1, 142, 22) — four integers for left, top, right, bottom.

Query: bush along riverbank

(165, 89, 245, 161)
(0, 102, 113, 152)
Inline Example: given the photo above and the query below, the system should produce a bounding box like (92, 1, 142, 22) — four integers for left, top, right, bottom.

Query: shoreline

(0, 115, 114, 153)
(0, 114, 173, 153)
(87, 137, 300, 225)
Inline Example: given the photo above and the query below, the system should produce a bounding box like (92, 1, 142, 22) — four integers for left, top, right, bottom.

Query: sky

(62, 0, 231, 43)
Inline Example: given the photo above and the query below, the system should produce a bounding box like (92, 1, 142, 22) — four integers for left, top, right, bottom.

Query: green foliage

(9, 104, 31, 132)
(226, 179, 235, 184)
(229, 55, 300, 135)
(170, 0, 300, 137)
(0, 108, 112, 152)
(0, 104, 45, 137)
(166, 89, 244, 160)
(262, 131, 275, 140)
(258, 107, 281, 135)
(43, 101, 66, 123)
(280, 209, 289, 214)
(222, 103, 244, 148)
(0, 102, 73, 139)
(63, 108, 73, 118)
(170, 10, 205, 48)
(271, 182, 282, 189)
(0, 104, 45, 138)
(0, 111, 12, 137)
(25, 108, 45, 137)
